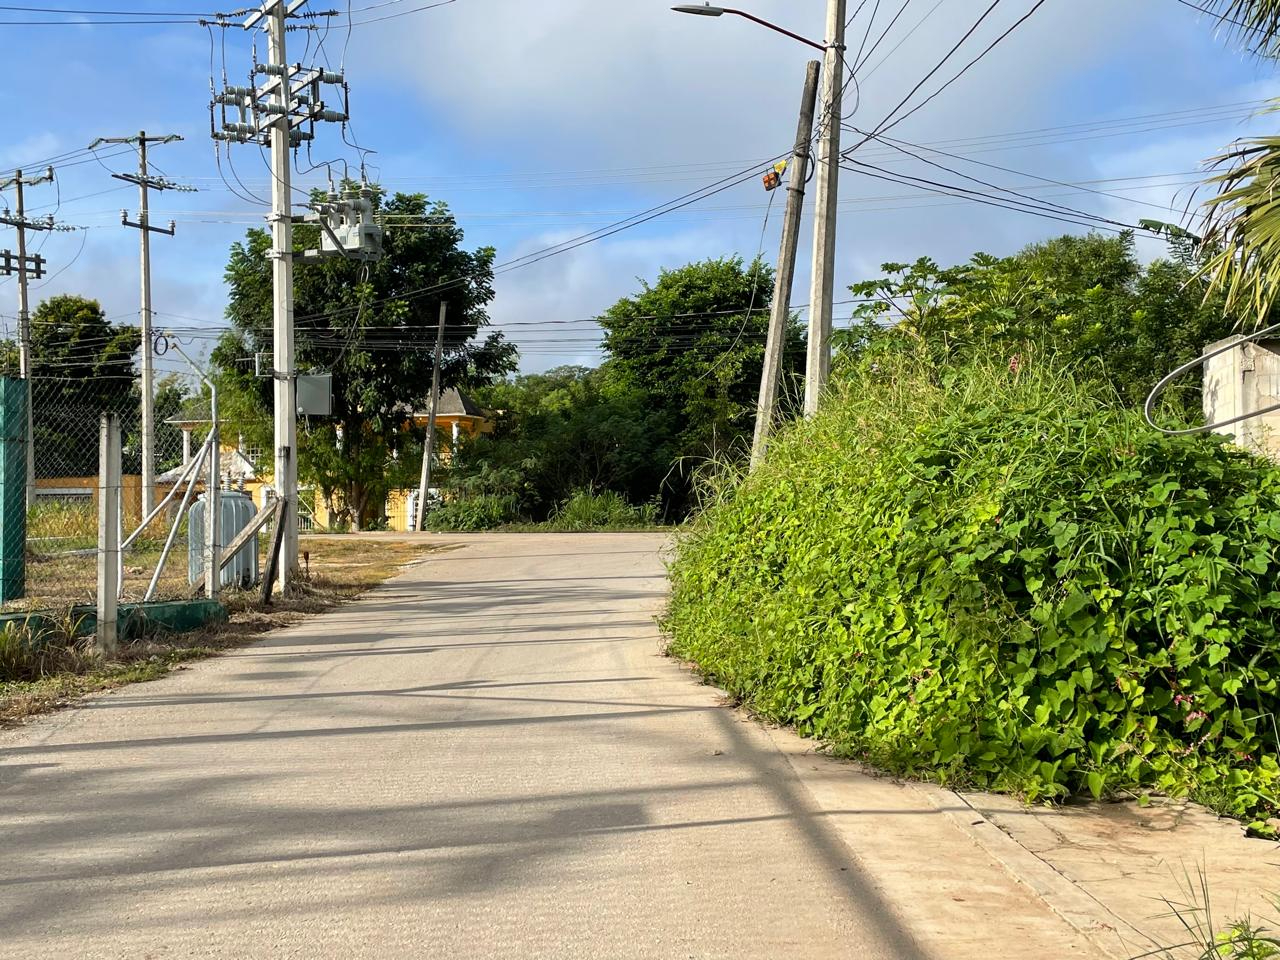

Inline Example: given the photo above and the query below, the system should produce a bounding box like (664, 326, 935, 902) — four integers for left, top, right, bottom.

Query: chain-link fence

(12, 378, 203, 614)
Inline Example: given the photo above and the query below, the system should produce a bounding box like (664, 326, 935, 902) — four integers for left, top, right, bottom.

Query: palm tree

(1200, 2, 1280, 322)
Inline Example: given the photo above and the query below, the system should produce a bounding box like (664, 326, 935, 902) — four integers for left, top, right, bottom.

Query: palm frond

(1200, 123, 1280, 326)
(1203, 0, 1280, 56)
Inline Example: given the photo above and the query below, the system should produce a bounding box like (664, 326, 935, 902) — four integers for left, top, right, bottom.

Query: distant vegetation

(437, 256, 804, 526)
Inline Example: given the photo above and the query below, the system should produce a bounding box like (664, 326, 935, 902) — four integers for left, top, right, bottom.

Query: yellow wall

(385, 488, 413, 532)
(36, 475, 145, 528)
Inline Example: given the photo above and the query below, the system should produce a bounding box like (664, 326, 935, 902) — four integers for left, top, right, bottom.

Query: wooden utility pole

(416, 302, 447, 531)
(91, 131, 184, 519)
(0, 166, 54, 507)
(751, 60, 821, 469)
(805, 0, 846, 417)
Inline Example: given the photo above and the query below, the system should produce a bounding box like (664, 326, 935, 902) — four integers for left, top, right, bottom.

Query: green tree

(458, 365, 667, 519)
(599, 256, 802, 510)
(148, 376, 190, 473)
(26, 295, 139, 478)
(213, 190, 517, 529)
(844, 233, 1236, 420)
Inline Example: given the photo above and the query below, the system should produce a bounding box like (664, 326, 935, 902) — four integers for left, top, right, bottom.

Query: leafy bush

(542, 488, 660, 531)
(666, 353, 1280, 827)
(425, 494, 520, 532)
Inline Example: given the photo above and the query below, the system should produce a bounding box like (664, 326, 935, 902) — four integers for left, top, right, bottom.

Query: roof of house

(157, 448, 258, 484)
(169, 387, 489, 427)
(436, 387, 485, 419)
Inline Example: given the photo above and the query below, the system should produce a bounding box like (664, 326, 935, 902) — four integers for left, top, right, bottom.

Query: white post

(97, 413, 121, 656)
(415, 302, 447, 531)
(268, 2, 298, 592)
(205, 388, 220, 599)
(752, 59, 821, 468)
(805, 0, 846, 417)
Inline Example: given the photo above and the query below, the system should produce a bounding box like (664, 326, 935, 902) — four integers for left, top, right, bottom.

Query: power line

(860, 129, 1203, 218)
(1170, 0, 1251, 29)
(842, 158, 1133, 234)
(853, 0, 915, 74)
(859, 0, 950, 81)
(347, 0, 455, 26)
(846, 0, 1007, 156)
(869, 0, 1050, 142)
(847, 127, 1145, 230)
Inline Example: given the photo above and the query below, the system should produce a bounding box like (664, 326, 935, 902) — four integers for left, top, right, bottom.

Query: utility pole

(751, 60, 821, 469)
(0, 166, 55, 506)
(89, 132, 186, 520)
(214, 0, 350, 594)
(805, 0, 846, 417)
(266, 0, 298, 596)
(416, 302, 447, 532)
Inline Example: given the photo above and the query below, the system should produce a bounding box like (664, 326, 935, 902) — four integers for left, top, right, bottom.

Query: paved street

(0, 534, 1094, 959)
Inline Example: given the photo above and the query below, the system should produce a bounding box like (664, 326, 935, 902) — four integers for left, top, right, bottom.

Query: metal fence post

(96, 412, 121, 655)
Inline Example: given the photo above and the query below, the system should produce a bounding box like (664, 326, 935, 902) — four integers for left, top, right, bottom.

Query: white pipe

(143, 439, 209, 602)
(121, 425, 216, 551)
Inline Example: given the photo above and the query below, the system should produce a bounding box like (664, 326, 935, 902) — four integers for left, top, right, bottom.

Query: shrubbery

(666, 353, 1280, 828)
(425, 494, 520, 532)
(542, 489, 660, 532)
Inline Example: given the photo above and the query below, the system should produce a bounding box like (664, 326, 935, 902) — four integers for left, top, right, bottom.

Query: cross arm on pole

(0, 167, 53, 191)
(89, 134, 182, 150)
(122, 213, 177, 236)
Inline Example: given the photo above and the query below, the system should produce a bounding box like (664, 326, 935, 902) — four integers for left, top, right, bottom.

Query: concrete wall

(1203, 335, 1280, 461)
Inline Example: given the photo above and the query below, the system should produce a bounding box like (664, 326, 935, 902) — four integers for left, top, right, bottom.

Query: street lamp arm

(671, 5, 826, 51)
(722, 8, 827, 51)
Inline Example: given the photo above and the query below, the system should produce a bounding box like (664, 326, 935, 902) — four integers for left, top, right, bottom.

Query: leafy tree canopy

(461, 365, 668, 519)
(599, 256, 801, 508)
(212, 189, 517, 528)
(25, 295, 140, 478)
(844, 232, 1236, 420)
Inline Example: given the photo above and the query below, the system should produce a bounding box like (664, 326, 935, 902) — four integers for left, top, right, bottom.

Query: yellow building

(163, 387, 493, 532)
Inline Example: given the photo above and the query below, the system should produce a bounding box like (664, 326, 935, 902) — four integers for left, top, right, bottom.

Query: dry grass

(0, 536, 440, 724)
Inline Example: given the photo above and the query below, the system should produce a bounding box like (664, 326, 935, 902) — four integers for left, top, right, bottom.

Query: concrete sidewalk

(0, 533, 1250, 958)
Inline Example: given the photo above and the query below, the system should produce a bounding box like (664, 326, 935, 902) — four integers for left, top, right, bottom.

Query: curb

(909, 781, 1138, 960)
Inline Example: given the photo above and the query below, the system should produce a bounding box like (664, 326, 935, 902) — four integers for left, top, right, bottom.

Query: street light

(670, 4, 826, 51)
(672, 1, 845, 418)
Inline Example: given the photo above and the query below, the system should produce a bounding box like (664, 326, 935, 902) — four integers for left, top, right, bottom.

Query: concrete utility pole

(805, 0, 846, 417)
(214, 0, 350, 594)
(751, 60, 821, 469)
(266, 1, 298, 595)
(90, 132, 184, 520)
(0, 166, 55, 507)
(416, 302, 447, 532)
(96, 412, 121, 656)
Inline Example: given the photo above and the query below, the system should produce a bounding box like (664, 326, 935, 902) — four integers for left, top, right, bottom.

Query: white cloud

(346, 0, 1280, 372)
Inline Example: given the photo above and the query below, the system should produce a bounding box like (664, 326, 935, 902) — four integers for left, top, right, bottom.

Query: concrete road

(0, 534, 1086, 959)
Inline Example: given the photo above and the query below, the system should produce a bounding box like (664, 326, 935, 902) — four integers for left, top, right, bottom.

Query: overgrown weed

(667, 350, 1280, 827)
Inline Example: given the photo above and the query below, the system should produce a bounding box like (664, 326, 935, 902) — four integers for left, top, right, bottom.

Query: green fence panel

(0, 378, 28, 602)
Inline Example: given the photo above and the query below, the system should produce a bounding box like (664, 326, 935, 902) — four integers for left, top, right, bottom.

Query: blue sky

(0, 0, 1276, 381)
